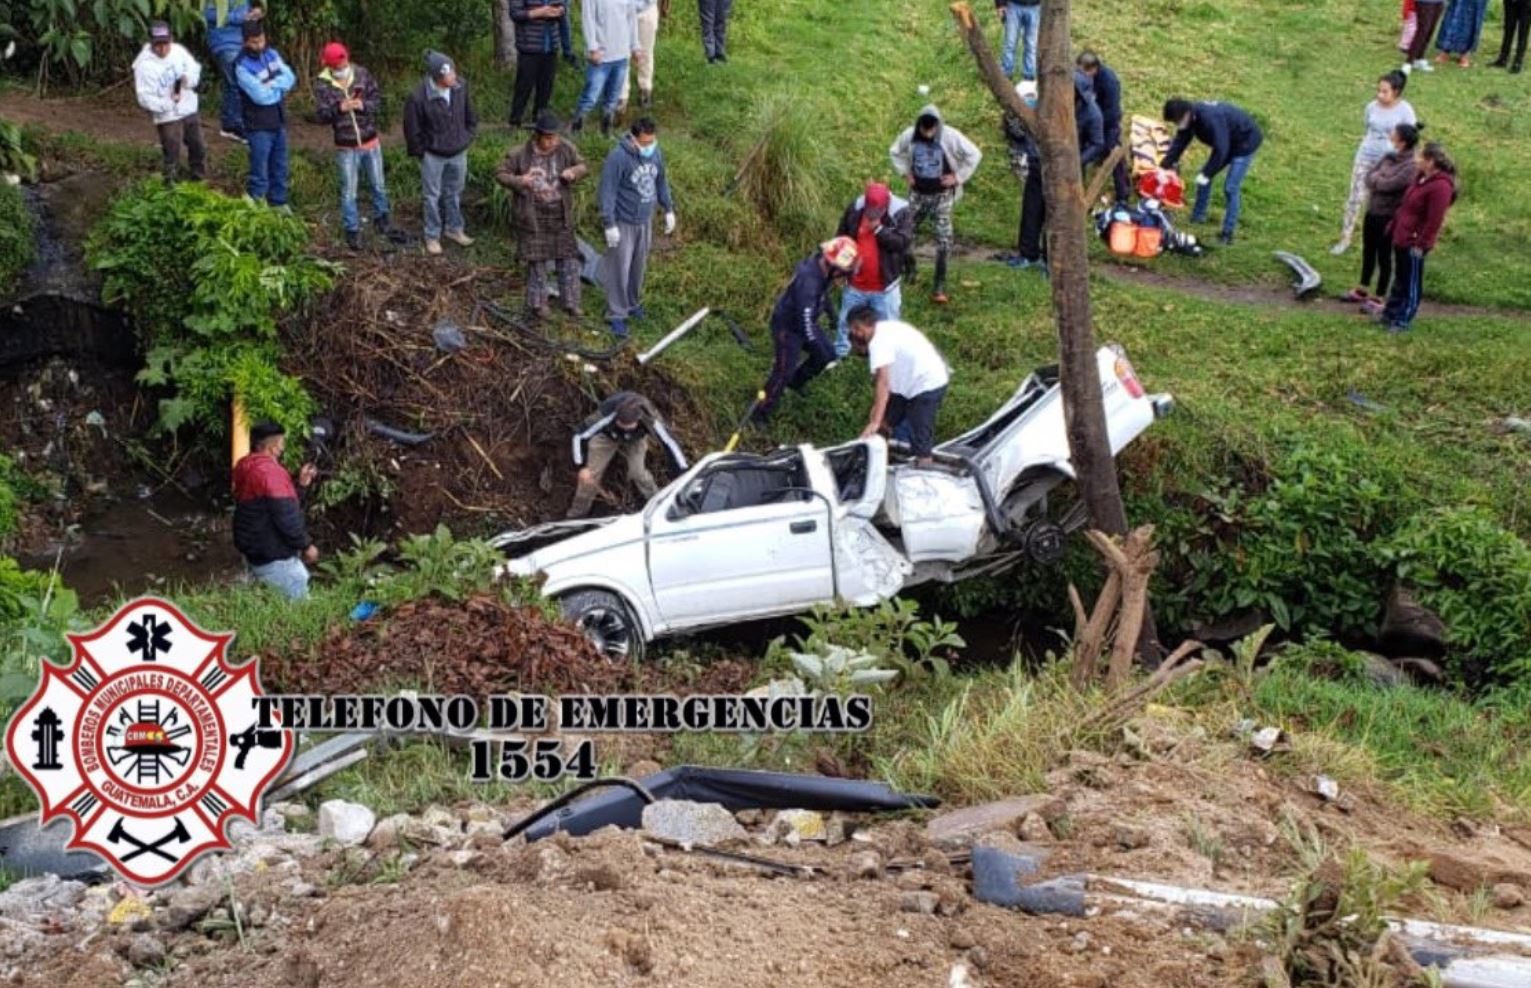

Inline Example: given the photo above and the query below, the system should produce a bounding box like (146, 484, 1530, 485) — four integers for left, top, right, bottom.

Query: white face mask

(333, 65, 353, 83)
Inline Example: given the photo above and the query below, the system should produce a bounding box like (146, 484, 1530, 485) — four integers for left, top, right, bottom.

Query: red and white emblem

(4, 597, 293, 885)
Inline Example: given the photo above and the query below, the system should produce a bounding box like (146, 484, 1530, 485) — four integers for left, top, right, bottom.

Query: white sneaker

(444, 230, 475, 247)
(1413, 59, 1434, 72)
(425, 238, 442, 256)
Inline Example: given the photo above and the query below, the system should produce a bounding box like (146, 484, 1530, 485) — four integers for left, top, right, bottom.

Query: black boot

(344, 230, 361, 251)
(931, 248, 950, 303)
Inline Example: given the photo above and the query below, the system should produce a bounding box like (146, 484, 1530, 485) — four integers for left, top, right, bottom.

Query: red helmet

(1138, 168, 1185, 208)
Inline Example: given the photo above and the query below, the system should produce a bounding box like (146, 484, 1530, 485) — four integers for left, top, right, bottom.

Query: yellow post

(231, 395, 250, 468)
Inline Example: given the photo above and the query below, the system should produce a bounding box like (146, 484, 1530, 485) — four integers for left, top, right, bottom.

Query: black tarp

(518, 766, 939, 842)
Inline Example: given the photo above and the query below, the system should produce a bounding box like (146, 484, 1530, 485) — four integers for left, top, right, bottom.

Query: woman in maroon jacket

(1380, 142, 1457, 334)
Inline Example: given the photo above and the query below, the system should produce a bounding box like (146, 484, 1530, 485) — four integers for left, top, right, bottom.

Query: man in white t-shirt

(847, 307, 950, 465)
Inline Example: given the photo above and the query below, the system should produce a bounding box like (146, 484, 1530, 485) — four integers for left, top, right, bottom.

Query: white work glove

(604, 226, 621, 249)
(663, 211, 676, 235)
(1194, 173, 1211, 187)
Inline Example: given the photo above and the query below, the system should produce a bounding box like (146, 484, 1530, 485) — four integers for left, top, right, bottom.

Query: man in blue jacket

(1161, 98, 1264, 245)
(754, 237, 859, 424)
(1078, 51, 1129, 202)
(203, 2, 260, 142)
(234, 20, 296, 209)
(597, 117, 675, 338)
(1074, 70, 1106, 173)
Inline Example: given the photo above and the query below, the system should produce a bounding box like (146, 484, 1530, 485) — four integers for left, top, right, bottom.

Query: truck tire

(558, 589, 645, 663)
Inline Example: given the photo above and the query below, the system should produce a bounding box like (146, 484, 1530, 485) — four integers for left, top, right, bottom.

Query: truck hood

(499, 513, 646, 577)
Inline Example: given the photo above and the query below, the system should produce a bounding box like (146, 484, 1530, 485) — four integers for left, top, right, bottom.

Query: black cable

(476, 298, 628, 361)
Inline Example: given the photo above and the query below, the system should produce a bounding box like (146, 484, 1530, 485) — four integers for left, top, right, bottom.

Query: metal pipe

(637, 307, 711, 365)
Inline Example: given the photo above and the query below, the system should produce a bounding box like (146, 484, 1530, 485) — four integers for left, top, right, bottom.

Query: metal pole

(637, 307, 711, 365)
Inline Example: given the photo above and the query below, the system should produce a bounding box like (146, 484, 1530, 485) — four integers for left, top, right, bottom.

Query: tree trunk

(949, 2, 1163, 662)
(493, 0, 519, 70)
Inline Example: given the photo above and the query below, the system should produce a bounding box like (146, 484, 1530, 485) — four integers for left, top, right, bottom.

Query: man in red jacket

(1380, 143, 1457, 334)
(232, 422, 319, 598)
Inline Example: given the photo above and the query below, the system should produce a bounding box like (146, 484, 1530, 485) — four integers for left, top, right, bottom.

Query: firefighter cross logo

(4, 598, 293, 885)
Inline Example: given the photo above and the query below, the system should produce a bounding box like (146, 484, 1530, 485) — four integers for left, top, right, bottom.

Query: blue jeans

(212, 47, 243, 132)
(245, 128, 289, 206)
(574, 58, 628, 117)
(420, 150, 467, 240)
(1001, 3, 1041, 80)
(250, 556, 310, 599)
(338, 145, 389, 233)
(835, 282, 903, 358)
(1191, 153, 1254, 236)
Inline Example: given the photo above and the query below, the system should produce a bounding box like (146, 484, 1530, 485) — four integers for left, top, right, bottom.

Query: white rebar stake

(637, 307, 711, 365)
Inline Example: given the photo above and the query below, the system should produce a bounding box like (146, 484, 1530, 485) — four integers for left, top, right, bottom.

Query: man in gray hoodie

(597, 117, 676, 338)
(889, 105, 982, 304)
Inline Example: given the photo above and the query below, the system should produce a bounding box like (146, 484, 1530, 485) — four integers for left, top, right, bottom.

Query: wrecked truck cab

(497, 344, 1172, 660)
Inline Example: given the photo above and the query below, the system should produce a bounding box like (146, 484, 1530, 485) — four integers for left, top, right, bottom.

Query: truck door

(647, 451, 834, 627)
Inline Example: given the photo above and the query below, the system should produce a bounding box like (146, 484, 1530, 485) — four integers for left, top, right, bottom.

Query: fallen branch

(1082, 144, 1127, 207)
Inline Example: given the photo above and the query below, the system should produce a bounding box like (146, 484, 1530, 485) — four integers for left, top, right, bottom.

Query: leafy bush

(0, 178, 34, 299)
(88, 181, 333, 443)
(1153, 443, 1408, 639)
(784, 597, 965, 682)
(0, 0, 205, 89)
(0, 119, 39, 183)
(0, 560, 78, 722)
(1378, 508, 1531, 686)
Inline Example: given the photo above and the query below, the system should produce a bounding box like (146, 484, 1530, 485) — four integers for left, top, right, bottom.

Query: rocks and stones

(1019, 813, 1052, 843)
(125, 933, 165, 968)
(1249, 727, 1289, 756)
(1380, 585, 1448, 658)
(367, 813, 411, 850)
(1358, 652, 1409, 689)
(270, 802, 312, 827)
(924, 795, 1065, 848)
(318, 800, 376, 847)
(1112, 824, 1150, 850)
(640, 800, 748, 846)
(972, 845, 1084, 915)
(0, 875, 86, 919)
(900, 890, 939, 915)
(1493, 883, 1526, 910)
(1426, 851, 1531, 893)
(160, 884, 223, 931)
(764, 809, 825, 846)
(849, 850, 884, 880)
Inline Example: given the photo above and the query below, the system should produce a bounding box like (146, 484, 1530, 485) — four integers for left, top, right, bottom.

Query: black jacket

(1075, 70, 1106, 168)
(315, 65, 382, 148)
(1091, 63, 1123, 134)
(835, 196, 915, 289)
(511, 0, 571, 55)
(571, 392, 688, 471)
(1162, 101, 1264, 179)
(403, 78, 478, 158)
(771, 255, 834, 341)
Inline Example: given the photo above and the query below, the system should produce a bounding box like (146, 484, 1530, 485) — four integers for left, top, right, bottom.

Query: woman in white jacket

(133, 22, 205, 183)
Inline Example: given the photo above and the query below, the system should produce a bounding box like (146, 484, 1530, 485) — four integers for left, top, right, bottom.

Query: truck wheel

(559, 589, 645, 663)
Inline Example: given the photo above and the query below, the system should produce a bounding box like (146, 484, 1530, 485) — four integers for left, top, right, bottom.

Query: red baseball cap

(321, 42, 349, 68)
(864, 182, 891, 216)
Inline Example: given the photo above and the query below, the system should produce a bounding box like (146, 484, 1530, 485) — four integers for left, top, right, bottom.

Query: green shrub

(1378, 508, 1531, 686)
(0, 179, 34, 299)
(87, 181, 333, 444)
(1152, 443, 1409, 639)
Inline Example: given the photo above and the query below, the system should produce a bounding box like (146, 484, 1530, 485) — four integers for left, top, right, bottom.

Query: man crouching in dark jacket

(233, 422, 318, 599)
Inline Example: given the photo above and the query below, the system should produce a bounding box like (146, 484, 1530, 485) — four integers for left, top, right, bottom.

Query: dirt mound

(285, 254, 708, 539)
(264, 594, 629, 696)
(263, 592, 764, 698)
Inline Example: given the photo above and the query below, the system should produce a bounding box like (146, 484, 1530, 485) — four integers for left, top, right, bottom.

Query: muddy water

(19, 489, 244, 606)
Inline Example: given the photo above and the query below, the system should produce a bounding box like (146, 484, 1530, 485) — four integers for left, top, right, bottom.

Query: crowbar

(724, 391, 766, 452)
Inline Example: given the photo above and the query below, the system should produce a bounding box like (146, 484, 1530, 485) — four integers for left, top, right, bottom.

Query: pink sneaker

(1360, 299, 1385, 316)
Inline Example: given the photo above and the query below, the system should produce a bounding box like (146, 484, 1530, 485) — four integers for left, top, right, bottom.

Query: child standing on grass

(1350, 124, 1421, 310)
(1332, 71, 1416, 255)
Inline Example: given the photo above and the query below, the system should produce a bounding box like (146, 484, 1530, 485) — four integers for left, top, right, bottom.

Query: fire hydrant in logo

(4, 597, 294, 885)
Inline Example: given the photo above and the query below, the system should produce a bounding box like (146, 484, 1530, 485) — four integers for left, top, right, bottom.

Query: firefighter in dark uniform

(566, 391, 688, 518)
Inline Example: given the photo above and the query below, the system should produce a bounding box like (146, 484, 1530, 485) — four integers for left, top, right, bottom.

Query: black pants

(885, 386, 946, 458)
(700, 0, 733, 58)
(1103, 124, 1130, 201)
(509, 52, 558, 126)
(1017, 168, 1046, 260)
(759, 323, 833, 418)
(1407, 2, 1445, 60)
(1359, 212, 1393, 296)
(157, 116, 206, 182)
(1498, 0, 1531, 64)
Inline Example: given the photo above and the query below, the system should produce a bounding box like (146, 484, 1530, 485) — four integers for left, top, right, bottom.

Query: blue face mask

(638, 142, 657, 159)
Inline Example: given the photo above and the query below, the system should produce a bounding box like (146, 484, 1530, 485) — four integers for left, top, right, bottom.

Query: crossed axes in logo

(107, 817, 191, 863)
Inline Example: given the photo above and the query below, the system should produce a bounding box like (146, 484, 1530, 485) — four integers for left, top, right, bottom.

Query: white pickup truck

(495, 344, 1172, 659)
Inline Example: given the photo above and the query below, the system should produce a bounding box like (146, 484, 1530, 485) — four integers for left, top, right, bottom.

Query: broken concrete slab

(640, 800, 748, 847)
(924, 795, 1065, 848)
